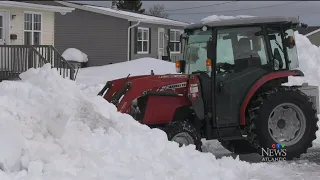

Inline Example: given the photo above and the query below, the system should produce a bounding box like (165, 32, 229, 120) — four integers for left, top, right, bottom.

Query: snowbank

(62, 48, 88, 63)
(76, 58, 176, 86)
(1, 64, 313, 179)
(201, 15, 255, 24)
(287, 32, 320, 88)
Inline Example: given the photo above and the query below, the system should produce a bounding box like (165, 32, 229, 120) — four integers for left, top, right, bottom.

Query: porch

(0, 45, 76, 81)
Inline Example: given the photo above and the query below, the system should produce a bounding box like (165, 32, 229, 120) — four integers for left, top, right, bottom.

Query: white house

(0, 1, 75, 81)
(0, 1, 74, 46)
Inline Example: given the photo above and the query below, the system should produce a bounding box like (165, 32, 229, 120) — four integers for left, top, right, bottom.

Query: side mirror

(301, 23, 308, 29)
(175, 60, 186, 73)
(284, 36, 296, 49)
(206, 39, 214, 60)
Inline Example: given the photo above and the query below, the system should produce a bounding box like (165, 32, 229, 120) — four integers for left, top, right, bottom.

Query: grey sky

(74, 1, 320, 26)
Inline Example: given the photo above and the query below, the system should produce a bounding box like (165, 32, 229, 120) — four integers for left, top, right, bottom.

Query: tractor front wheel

(163, 120, 203, 151)
(247, 87, 319, 160)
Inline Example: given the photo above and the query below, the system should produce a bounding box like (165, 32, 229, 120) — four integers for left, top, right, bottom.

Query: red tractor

(98, 16, 319, 160)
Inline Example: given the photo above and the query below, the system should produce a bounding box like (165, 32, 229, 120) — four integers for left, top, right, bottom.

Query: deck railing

(0, 45, 76, 81)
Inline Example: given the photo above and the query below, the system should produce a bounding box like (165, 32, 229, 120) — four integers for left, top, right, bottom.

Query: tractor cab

(176, 16, 299, 76)
(174, 17, 302, 135)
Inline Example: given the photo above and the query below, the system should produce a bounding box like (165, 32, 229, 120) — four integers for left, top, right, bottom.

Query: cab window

(216, 27, 269, 73)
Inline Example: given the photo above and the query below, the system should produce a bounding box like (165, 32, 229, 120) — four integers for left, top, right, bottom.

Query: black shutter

(149, 28, 151, 54)
(134, 27, 138, 54)
(167, 29, 171, 58)
(167, 29, 171, 46)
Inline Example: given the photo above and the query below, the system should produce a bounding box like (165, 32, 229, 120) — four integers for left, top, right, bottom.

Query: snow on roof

(55, 1, 188, 27)
(200, 15, 256, 24)
(305, 28, 320, 37)
(186, 15, 299, 29)
(83, 5, 189, 27)
(0, 1, 74, 13)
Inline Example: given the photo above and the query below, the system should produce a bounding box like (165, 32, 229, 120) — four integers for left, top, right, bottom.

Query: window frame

(214, 26, 270, 72)
(169, 29, 182, 53)
(23, 11, 42, 45)
(267, 27, 290, 71)
(137, 27, 149, 54)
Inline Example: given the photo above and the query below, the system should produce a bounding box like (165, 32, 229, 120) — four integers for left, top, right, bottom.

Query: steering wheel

(216, 62, 234, 73)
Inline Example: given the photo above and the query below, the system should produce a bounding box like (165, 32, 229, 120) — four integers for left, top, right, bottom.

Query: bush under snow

(62, 48, 88, 63)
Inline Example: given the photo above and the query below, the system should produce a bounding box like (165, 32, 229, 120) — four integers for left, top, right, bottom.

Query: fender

(239, 70, 304, 125)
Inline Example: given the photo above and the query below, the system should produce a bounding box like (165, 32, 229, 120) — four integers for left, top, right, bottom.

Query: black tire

(220, 139, 257, 154)
(163, 120, 203, 151)
(247, 86, 319, 160)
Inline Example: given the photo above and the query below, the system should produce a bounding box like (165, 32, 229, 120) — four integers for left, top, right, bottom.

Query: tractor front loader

(98, 16, 320, 160)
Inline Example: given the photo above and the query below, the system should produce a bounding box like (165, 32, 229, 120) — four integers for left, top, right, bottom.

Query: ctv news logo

(261, 143, 287, 162)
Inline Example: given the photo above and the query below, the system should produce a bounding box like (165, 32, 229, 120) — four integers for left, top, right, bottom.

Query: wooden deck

(0, 45, 76, 81)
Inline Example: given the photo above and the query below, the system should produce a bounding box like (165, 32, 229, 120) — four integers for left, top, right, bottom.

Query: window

(137, 27, 149, 54)
(169, 29, 181, 53)
(216, 27, 268, 73)
(24, 12, 41, 45)
(185, 30, 212, 74)
(0, 15, 3, 40)
(217, 33, 234, 65)
(285, 29, 299, 69)
(267, 28, 286, 70)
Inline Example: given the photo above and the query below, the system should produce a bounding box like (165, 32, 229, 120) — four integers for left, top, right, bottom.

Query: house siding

(2, 8, 54, 45)
(54, 8, 129, 66)
(130, 22, 183, 62)
(306, 33, 320, 46)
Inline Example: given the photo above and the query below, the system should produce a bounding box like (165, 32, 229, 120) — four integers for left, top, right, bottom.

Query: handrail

(30, 46, 49, 64)
(49, 45, 75, 69)
(0, 45, 76, 81)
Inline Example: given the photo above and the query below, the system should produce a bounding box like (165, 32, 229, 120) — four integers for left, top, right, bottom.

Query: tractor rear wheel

(247, 87, 318, 160)
(163, 120, 202, 151)
(220, 139, 257, 154)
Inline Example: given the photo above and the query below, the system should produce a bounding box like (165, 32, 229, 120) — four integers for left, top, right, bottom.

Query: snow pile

(0, 64, 274, 180)
(287, 32, 320, 88)
(76, 58, 176, 86)
(62, 48, 88, 63)
(201, 15, 255, 24)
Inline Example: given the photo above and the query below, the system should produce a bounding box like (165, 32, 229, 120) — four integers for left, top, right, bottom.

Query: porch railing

(0, 45, 76, 81)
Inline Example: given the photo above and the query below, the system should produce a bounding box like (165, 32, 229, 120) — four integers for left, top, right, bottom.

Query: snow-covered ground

(1, 31, 320, 180)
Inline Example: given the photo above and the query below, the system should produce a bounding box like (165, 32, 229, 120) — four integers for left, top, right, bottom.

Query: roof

(185, 16, 300, 29)
(0, 1, 74, 14)
(56, 1, 189, 27)
(305, 28, 320, 37)
(297, 26, 320, 36)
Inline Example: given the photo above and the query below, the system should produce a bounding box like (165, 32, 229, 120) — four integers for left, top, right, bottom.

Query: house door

(0, 12, 5, 72)
(158, 28, 165, 59)
(0, 11, 6, 45)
